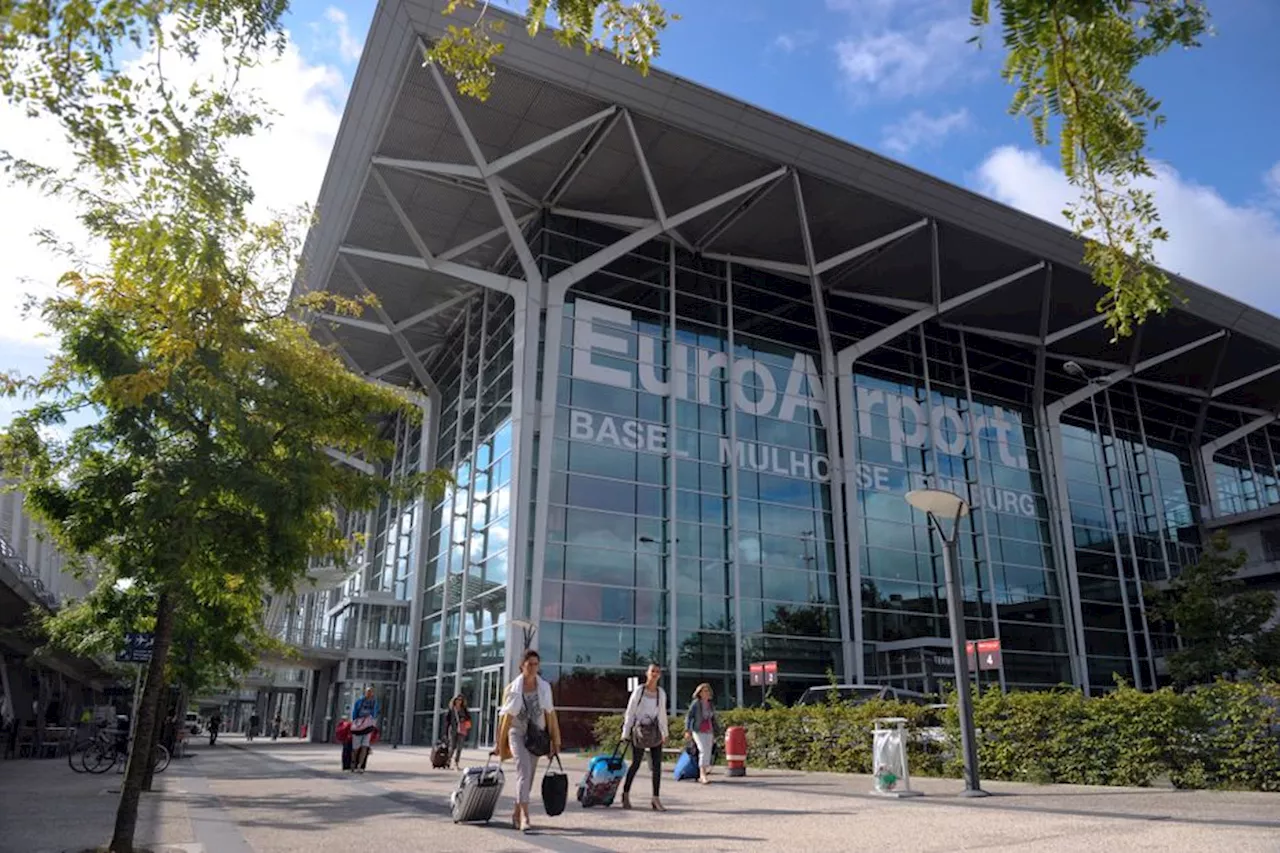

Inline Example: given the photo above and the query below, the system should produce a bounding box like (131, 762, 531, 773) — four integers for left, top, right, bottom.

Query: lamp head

(1063, 361, 1086, 379)
(905, 488, 970, 519)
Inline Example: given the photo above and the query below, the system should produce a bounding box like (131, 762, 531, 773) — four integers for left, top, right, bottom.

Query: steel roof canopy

(297, 0, 1280, 411)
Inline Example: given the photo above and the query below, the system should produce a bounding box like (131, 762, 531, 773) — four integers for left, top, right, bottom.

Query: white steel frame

(310, 51, 1280, 719)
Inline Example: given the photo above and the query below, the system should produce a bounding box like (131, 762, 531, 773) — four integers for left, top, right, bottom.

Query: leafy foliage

(1145, 533, 1280, 687)
(593, 683, 1280, 792)
(427, 0, 676, 100)
(970, 0, 1210, 338)
(1, 6, 449, 851)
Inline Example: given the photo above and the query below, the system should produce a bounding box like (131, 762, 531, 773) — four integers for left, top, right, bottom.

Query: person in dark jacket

(208, 712, 222, 746)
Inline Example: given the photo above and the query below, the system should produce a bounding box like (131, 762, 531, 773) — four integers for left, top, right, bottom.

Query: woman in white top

(619, 662, 669, 811)
(496, 649, 561, 833)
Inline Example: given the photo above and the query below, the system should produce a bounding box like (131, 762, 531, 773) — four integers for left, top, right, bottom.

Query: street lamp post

(905, 488, 988, 798)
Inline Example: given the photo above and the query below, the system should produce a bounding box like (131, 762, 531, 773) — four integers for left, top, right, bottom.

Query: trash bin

(871, 717, 922, 798)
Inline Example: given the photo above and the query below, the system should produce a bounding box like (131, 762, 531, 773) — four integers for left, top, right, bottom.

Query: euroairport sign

(568, 298, 1040, 517)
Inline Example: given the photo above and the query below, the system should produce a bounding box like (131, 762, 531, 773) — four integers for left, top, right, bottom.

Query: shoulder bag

(523, 693, 552, 757)
(631, 689, 664, 749)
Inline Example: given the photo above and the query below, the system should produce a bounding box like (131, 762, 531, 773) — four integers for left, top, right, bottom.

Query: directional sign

(964, 639, 1002, 672)
(763, 661, 779, 686)
(116, 631, 155, 663)
(750, 661, 779, 686)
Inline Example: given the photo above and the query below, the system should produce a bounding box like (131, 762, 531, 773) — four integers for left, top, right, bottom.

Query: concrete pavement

(3, 733, 1279, 852)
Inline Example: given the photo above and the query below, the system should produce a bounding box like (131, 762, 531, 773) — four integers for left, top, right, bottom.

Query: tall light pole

(905, 488, 988, 798)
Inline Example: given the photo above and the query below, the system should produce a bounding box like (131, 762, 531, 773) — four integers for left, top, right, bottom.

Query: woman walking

(496, 650, 561, 833)
(685, 683, 718, 784)
(350, 687, 380, 774)
(620, 663, 668, 811)
(443, 694, 472, 770)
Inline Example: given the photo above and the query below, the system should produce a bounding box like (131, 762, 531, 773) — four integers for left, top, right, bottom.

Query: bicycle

(69, 726, 170, 775)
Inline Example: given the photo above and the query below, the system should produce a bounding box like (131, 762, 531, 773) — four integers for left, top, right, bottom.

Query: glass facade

(363, 214, 1274, 745)
(414, 290, 515, 746)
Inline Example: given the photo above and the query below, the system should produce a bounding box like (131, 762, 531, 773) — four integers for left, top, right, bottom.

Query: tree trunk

(140, 677, 168, 792)
(109, 590, 176, 853)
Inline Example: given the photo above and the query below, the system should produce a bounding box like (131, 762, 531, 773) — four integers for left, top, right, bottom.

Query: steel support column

(793, 173, 856, 685)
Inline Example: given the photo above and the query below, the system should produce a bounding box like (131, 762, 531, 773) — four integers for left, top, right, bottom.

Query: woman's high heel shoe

(621, 791, 632, 809)
(651, 797, 666, 812)
(511, 807, 521, 830)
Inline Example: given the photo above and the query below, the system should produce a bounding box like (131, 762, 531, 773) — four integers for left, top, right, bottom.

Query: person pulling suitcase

(495, 650, 562, 833)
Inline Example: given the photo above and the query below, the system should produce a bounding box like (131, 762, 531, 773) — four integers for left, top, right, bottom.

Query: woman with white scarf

(496, 649, 561, 833)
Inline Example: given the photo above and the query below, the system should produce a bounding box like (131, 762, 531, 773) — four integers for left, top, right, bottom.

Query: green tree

(1146, 533, 1280, 687)
(431, 1, 1209, 340)
(970, 1, 1210, 339)
(0, 9, 449, 853)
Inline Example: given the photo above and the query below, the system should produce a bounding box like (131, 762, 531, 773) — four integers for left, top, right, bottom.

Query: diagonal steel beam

(814, 219, 929, 276)
(487, 106, 618, 177)
(694, 170, 787, 252)
(338, 245, 516, 295)
(1045, 313, 1106, 345)
(1047, 330, 1227, 420)
(370, 156, 481, 179)
(839, 262, 1045, 362)
(312, 322, 365, 374)
(371, 341, 448, 380)
(324, 448, 375, 475)
(425, 57, 543, 288)
(549, 166, 790, 290)
(831, 293, 930, 311)
(701, 252, 808, 277)
(620, 109, 691, 251)
(394, 290, 475, 334)
(1212, 361, 1280, 398)
(545, 110, 622, 207)
(315, 312, 392, 335)
(338, 254, 439, 398)
(438, 214, 535, 262)
(550, 207, 654, 230)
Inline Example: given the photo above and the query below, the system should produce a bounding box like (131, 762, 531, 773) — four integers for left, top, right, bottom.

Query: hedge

(591, 698, 948, 777)
(590, 681, 1280, 791)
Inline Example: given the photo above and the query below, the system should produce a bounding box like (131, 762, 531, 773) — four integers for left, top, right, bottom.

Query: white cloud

(973, 147, 1280, 315)
(772, 31, 818, 54)
(323, 7, 365, 64)
(0, 21, 348, 356)
(826, 0, 981, 101)
(835, 16, 975, 100)
(882, 108, 970, 155)
(1265, 161, 1280, 203)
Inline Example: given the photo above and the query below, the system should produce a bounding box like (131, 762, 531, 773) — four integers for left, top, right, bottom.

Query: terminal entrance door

(475, 666, 504, 747)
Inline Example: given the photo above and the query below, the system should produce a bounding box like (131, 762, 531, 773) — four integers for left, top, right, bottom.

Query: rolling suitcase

(431, 741, 450, 769)
(673, 745, 698, 781)
(451, 755, 505, 824)
(577, 746, 626, 807)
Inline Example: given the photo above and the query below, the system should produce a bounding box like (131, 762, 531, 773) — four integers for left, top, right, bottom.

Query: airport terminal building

(297, 0, 1280, 746)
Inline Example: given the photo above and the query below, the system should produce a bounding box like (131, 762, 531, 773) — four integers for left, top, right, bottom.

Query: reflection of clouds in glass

(738, 535, 762, 563)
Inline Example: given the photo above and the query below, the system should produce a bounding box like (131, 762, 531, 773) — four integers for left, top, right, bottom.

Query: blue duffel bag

(673, 745, 698, 781)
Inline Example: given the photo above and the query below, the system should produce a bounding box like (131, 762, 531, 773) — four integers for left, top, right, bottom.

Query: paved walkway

(3, 733, 1280, 852)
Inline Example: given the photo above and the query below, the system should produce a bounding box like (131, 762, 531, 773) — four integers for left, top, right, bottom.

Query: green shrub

(588, 681, 1280, 791)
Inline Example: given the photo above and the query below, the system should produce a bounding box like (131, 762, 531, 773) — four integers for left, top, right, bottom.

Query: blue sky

(2, 0, 1279, 428)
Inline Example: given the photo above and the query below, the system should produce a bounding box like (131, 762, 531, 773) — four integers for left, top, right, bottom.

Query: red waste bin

(725, 725, 747, 777)
(301, 724, 308, 740)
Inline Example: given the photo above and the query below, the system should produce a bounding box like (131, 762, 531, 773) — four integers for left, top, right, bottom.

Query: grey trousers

(508, 730, 537, 805)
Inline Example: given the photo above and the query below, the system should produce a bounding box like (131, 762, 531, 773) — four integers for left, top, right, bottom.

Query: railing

(0, 532, 58, 610)
(265, 620, 346, 652)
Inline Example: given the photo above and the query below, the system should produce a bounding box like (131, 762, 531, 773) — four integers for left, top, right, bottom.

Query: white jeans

(692, 731, 714, 769)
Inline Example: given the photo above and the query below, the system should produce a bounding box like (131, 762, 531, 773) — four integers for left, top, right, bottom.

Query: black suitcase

(451, 756, 505, 824)
(431, 741, 450, 769)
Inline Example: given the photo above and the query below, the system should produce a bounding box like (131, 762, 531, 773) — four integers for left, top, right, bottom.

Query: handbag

(522, 694, 552, 757)
(541, 754, 569, 816)
(631, 688, 664, 749)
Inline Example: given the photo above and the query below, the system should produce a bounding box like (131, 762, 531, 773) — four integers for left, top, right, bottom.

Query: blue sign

(116, 632, 155, 663)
